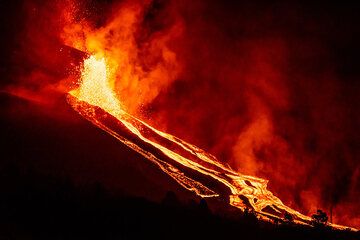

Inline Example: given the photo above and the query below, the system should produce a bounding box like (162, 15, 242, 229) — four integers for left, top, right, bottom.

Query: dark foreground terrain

(0, 164, 359, 240)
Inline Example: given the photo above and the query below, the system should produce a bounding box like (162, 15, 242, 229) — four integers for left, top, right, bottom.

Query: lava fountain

(67, 55, 356, 231)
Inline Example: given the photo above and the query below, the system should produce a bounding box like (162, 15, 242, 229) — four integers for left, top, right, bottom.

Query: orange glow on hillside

(67, 54, 356, 231)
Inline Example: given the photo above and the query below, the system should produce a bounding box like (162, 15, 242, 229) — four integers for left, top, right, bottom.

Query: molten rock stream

(67, 55, 354, 230)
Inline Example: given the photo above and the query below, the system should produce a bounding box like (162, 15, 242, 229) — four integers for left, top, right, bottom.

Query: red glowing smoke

(4, 0, 360, 228)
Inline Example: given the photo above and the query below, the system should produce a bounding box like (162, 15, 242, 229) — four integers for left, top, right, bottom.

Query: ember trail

(67, 56, 354, 230)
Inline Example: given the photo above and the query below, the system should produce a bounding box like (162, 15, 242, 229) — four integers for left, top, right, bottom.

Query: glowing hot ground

(68, 56, 356, 231)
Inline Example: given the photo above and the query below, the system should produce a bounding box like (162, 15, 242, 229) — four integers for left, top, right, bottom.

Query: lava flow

(67, 55, 355, 231)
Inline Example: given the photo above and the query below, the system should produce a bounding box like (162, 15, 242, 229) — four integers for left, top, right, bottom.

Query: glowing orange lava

(68, 55, 356, 231)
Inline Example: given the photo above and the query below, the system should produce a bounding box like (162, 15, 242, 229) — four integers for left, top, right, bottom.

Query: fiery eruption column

(68, 55, 355, 230)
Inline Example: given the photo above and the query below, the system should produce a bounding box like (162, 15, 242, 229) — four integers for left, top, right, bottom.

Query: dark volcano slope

(0, 94, 358, 240)
(0, 93, 193, 200)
